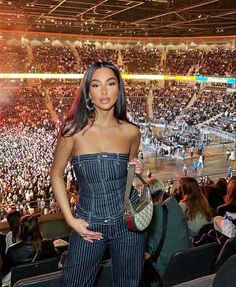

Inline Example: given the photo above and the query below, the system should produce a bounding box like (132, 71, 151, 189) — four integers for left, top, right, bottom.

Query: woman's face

(89, 67, 119, 111)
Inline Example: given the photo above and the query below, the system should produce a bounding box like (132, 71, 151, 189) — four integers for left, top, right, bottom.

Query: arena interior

(0, 0, 236, 286)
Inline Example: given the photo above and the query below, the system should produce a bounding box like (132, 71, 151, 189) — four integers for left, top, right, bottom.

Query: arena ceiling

(0, 0, 235, 37)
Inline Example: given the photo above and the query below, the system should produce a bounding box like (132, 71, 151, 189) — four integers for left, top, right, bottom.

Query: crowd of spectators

(0, 43, 235, 77)
(0, 45, 29, 73)
(182, 90, 236, 128)
(192, 49, 236, 77)
(32, 46, 78, 73)
(0, 86, 61, 221)
(162, 49, 203, 75)
(207, 112, 236, 136)
(1, 82, 235, 220)
(76, 46, 118, 73)
(126, 81, 150, 123)
(152, 86, 194, 124)
(121, 47, 161, 73)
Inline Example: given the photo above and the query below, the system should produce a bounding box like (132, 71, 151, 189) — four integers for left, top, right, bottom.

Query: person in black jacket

(4, 214, 58, 282)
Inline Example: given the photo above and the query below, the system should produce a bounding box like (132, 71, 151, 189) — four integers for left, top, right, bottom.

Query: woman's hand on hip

(129, 157, 144, 174)
(70, 217, 103, 243)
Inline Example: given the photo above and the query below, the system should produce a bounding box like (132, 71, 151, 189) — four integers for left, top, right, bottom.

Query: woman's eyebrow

(90, 77, 117, 83)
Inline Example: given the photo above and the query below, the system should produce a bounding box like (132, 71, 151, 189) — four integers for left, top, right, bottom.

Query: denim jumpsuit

(61, 153, 146, 287)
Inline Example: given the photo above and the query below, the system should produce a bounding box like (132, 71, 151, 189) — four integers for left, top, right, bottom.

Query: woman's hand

(144, 252, 151, 260)
(68, 217, 103, 243)
(129, 157, 144, 174)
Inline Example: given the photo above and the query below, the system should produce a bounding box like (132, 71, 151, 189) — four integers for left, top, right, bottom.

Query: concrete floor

(141, 144, 235, 186)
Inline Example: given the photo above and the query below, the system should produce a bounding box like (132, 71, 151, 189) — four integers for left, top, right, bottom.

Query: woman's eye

(91, 84, 99, 88)
(108, 82, 116, 86)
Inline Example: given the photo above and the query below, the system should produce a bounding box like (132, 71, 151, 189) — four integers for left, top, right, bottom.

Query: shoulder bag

(124, 165, 153, 232)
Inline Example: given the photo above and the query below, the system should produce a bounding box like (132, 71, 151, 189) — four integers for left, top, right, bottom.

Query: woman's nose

(101, 84, 107, 95)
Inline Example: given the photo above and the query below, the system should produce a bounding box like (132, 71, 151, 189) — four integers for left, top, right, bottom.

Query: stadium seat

(11, 257, 59, 287)
(213, 254, 236, 287)
(172, 274, 215, 287)
(214, 236, 236, 271)
(161, 242, 219, 287)
(12, 270, 62, 287)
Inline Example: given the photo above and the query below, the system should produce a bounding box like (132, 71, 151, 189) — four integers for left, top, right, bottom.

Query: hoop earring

(86, 98, 94, 111)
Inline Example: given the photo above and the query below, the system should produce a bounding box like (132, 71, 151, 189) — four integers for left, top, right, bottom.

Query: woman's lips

(99, 97, 110, 104)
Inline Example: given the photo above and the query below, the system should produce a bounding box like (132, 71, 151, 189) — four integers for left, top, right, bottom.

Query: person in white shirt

(5, 211, 21, 253)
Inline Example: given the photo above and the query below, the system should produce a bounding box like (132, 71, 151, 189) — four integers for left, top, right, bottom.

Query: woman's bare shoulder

(120, 121, 140, 136)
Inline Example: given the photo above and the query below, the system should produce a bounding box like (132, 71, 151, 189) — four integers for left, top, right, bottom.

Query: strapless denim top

(71, 152, 138, 218)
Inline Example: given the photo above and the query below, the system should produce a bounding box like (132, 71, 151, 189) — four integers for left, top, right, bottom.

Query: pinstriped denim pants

(60, 153, 146, 287)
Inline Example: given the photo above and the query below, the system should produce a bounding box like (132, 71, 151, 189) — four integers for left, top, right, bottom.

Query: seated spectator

(179, 177, 212, 236)
(145, 179, 191, 278)
(5, 210, 21, 253)
(215, 178, 227, 200)
(3, 214, 58, 285)
(216, 179, 236, 216)
(203, 185, 225, 216)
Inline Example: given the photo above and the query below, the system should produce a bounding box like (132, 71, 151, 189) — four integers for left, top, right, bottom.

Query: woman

(6, 215, 58, 266)
(179, 177, 212, 236)
(3, 215, 58, 286)
(216, 179, 236, 216)
(50, 61, 145, 287)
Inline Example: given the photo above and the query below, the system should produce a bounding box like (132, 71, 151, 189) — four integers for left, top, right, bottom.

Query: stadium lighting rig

(0, 73, 235, 84)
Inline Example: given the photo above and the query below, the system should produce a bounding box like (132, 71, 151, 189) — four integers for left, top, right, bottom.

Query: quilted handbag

(124, 165, 153, 232)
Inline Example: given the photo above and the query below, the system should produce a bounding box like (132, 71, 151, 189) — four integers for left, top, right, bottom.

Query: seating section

(0, 43, 235, 77)
(213, 254, 236, 287)
(12, 271, 62, 287)
(11, 257, 59, 287)
(161, 242, 219, 287)
(172, 274, 215, 287)
(214, 236, 236, 271)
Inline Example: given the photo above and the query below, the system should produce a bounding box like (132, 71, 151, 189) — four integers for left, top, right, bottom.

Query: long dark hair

(59, 61, 128, 138)
(179, 177, 212, 221)
(21, 215, 43, 253)
(225, 179, 236, 204)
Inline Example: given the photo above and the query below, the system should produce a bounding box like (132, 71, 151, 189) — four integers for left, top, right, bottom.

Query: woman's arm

(50, 136, 74, 224)
(50, 136, 103, 243)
